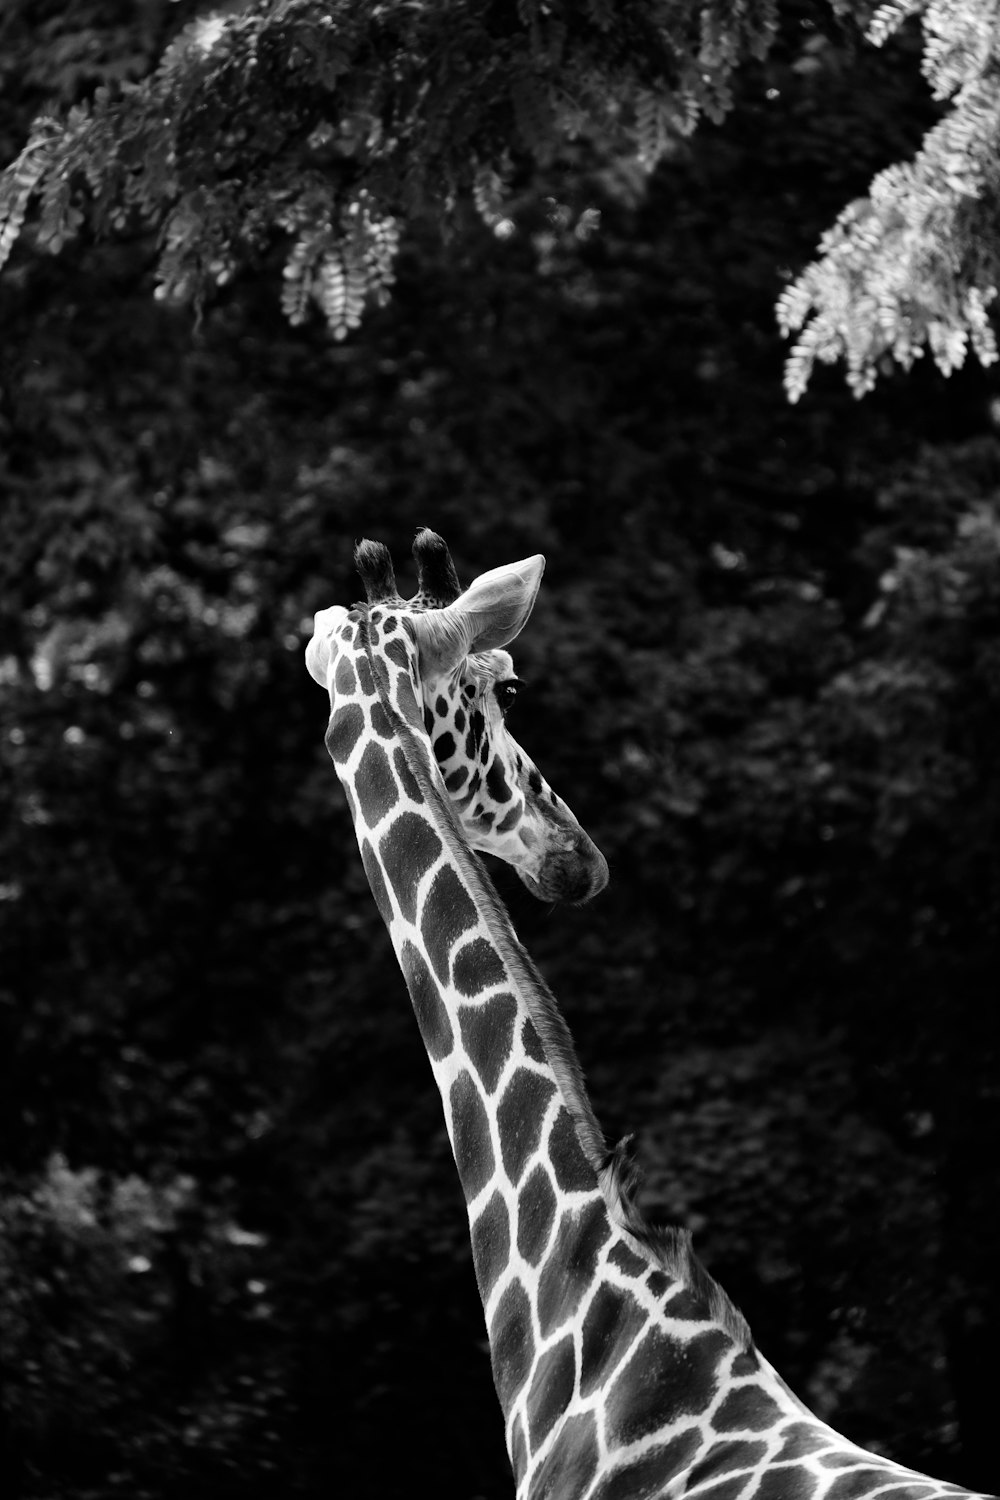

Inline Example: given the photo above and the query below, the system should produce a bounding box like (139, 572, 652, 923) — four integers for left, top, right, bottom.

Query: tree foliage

(0, 0, 781, 339)
(780, 0, 1000, 398)
(3, 0, 1000, 392)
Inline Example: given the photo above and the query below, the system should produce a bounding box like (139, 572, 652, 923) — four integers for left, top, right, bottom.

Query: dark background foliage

(1, 3, 998, 1497)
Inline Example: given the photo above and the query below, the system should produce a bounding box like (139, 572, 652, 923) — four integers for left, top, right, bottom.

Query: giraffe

(306, 529, 996, 1500)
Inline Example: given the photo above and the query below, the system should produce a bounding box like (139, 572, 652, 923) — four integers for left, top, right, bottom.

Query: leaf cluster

(0, 0, 787, 334)
(780, 0, 1000, 395)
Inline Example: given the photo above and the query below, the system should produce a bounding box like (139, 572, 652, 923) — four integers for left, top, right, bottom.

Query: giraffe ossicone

(307, 530, 995, 1500)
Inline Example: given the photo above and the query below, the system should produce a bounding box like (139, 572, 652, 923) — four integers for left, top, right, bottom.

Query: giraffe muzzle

(522, 833, 609, 904)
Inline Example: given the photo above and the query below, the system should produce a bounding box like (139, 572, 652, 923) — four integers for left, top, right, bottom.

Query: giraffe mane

(599, 1135, 752, 1348)
(355, 609, 752, 1353)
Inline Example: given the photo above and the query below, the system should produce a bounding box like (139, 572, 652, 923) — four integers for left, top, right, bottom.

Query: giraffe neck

(329, 624, 760, 1492)
(340, 636, 610, 1224)
(345, 606, 609, 1177)
(313, 568, 996, 1500)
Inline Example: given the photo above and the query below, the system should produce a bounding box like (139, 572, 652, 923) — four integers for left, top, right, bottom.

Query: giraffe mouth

(519, 838, 609, 904)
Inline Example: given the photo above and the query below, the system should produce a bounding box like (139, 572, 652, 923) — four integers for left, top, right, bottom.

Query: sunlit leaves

(782, 0, 1000, 398)
(0, 115, 62, 269)
(279, 191, 398, 336)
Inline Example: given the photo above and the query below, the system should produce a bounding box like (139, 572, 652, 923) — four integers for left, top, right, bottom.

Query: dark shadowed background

(1, 3, 998, 1497)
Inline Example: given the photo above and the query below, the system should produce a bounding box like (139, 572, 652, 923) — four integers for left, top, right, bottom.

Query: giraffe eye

(494, 678, 521, 715)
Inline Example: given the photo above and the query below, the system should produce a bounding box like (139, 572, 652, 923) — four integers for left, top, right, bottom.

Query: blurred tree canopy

(1, 3, 998, 1498)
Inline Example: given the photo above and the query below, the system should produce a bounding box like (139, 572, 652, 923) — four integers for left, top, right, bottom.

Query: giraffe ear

(306, 605, 349, 689)
(410, 555, 545, 674)
(458, 554, 545, 651)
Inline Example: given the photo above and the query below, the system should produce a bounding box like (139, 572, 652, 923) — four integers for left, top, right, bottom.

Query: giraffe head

(306, 529, 608, 903)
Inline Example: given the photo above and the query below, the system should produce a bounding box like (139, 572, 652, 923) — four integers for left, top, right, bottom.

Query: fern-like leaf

(316, 247, 349, 339)
(0, 117, 63, 271)
(281, 228, 330, 325)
